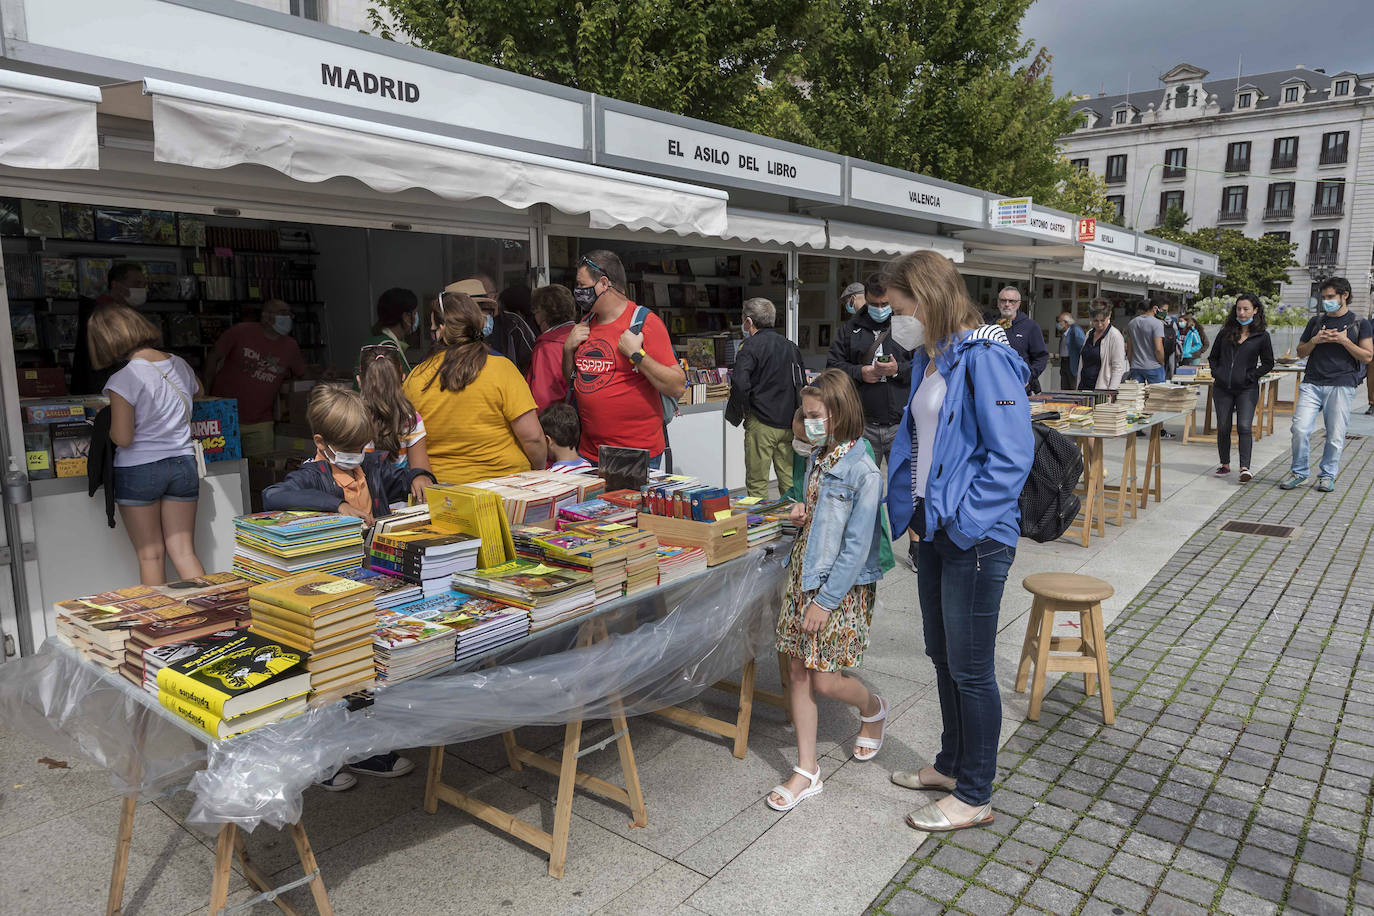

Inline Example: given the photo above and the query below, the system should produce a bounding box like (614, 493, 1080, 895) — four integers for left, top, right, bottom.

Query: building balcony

(1270, 155, 1298, 170)
(1319, 150, 1348, 166)
(1105, 173, 1127, 185)
(1312, 203, 1345, 218)
(1162, 166, 1187, 180)
(1217, 208, 1248, 223)
(1263, 206, 1294, 221)
(1307, 251, 1340, 268)
(1224, 159, 1251, 174)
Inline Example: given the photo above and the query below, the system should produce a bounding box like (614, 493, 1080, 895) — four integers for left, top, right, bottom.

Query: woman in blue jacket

(882, 250, 1034, 833)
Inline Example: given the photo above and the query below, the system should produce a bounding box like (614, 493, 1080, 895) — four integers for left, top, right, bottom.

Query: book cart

(0, 547, 787, 909)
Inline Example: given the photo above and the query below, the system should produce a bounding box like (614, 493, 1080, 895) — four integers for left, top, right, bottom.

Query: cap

(840, 282, 866, 305)
(444, 278, 498, 308)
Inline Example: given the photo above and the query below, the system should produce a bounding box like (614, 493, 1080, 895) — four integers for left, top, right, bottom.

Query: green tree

(1148, 222, 1299, 298)
(1042, 160, 1118, 225)
(368, 0, 1081, 199)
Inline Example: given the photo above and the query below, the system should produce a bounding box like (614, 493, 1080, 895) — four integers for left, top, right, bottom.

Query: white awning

(0, 70, 101, 171)
(102, 79, 727, 237)
(589, 206, 827, 249)
(825, 221, 964, 262)
(1150, 264, 1201, 293)
(1082, 246, 1156, 283)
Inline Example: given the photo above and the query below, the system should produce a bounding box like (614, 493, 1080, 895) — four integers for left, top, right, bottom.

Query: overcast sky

(1020, 0, 1374, 98)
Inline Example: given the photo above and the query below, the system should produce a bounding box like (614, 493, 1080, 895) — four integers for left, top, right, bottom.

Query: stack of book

(1145, 383, 1199, 413)
(119, 604, 250, 688)
(614, 528, 659, 595)
(557, 498, 638, 528)
(1092, 402, 1132, 434)
(452, 560, 596, 632)
(368, 525, 481, 596)
(743, 513, 783, 546)
(535, 531, 628, 605)
(338, 567, 422, 610)
(232, 511, 365, 583)
(154, 630, 312, 739)
(138, 629, 245, 695)
(466, 470, 606, 523)
(372, 612, 459, 684)
(425, 483, 515, 568)
(656, 543, 707, 584)
(55, 587, 195, 671)
(432, 591, 531, 667)
(248, 571, 377, 706)
(1114, 381, 1147, 413)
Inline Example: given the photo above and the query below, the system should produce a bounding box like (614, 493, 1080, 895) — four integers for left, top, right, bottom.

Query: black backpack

(1161, 317, 1179, 360)
(1021, 422, 1084, 542)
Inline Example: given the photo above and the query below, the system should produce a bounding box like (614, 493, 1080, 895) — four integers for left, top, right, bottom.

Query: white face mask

(889, 315, 926, 351)
(273, 314, 293, 335)
(408, 311, 420, 333)
(328, 446, 365, 470)
(125, 287, 148, 307)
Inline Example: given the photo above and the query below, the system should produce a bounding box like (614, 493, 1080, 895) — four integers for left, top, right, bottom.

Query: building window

(1320, 131, 1349, 165)
(1105, 154, 1127, 184)
(1314, 179, 1346, 216)
(1114, 109, 1129, 125)
(1106, 195, 1125, 223)
(1264, 231, 1291, 244)
(1070, 158, 1089, 172)
(1271, 136, 1299, 169)
(1284, 86, 1300, 103)
(1265, 182, 1295, 219)
(1335, 80, 1350, 97)
(1225, 141, 1252, 173)
(1220, 186, 1248, 221)
(289, 0, 323, 19)
(1237, 93, 1252, 108)
(1163, 148, 1187, 179)
(1310, 229, 1340, 265)
(1159, 190, 1184, 223)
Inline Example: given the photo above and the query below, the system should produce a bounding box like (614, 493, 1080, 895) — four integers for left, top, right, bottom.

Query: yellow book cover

(248, 571, 374, 616)
(159, 690, 308, 739)
(425, 484, 514, 568)
(155, 631, 311, 718)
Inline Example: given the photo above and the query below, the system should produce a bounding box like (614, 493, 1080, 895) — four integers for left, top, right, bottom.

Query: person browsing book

(526, 284, 577, 409)
(262, 386, 435, 527)
(768, 369, 888, 813)
(357, 341, 430, 474)
(563, 250, 686, 466)
(205, 299, 307, 456)
(89, 303, 206, 586)
(404, 290, 546, 484)
(539, 403, 594, 473)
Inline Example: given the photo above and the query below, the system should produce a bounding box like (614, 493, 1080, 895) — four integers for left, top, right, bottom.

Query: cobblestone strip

(867, 438, 1374, 916)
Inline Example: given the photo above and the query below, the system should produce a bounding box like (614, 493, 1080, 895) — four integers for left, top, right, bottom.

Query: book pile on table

(656, 543, 707, 584)
(372, 611, 459, 684)
(1145, 383, 1199, 413)
(137, 629, 245, 694)
(1091, 402, 1131, 434)
(120, 603, 251, 688)
(534, 531, 628, 604)
(368, 525, 481, 596)
(56, 588, 200, 671)
(556, 498, 637, 528)
(1114, 381, 1147, 413)
(425, 483, 515, 568)
(615, 528, 659, 595)
(232, 511, 365, 583)
(248, 570, 377, 706)
(466, 470, 605, 523)
(452, 560, 595, 632)
(731, 496, 788, 546)
(338, 567, 422, 610)
(430, 591, 531, 668)
(744, 513, 783, 545)
(153, 630, 311, 739)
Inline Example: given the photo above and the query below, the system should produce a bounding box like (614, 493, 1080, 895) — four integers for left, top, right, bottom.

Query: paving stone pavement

(866, 434, 1374, 916)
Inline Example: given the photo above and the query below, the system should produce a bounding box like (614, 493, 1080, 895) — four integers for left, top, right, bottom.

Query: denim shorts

(113, 455, 200, 507)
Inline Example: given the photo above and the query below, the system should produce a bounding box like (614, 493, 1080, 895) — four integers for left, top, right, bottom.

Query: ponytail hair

(422, 290, 488, 393)
(357, 345, 418, 458)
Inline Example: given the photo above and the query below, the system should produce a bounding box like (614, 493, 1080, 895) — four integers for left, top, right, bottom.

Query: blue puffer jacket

(799, 440, 884, 610)
(886, 326, 1033, 550)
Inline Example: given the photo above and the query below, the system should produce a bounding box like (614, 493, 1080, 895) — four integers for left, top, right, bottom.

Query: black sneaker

(1366, 404, 1374, 416)
(348, 752, 415, 779)
(318, 769, 357, 792)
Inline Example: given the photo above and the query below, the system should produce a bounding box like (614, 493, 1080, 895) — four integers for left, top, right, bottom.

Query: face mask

(125, 287, 148, 307)
(868, 305, 892, 323)
(1238, 317, 1254, 326)
(482, 314, 495, 338)
(273, 314, 292, 335)
(1322, 299, 1341, 314)
(327, 446, 365, 470)
(803, 417, 828, 447)
(844, 298, 857, 315)
(408, 311, 420, 333)
(889, 315, 926, 351)
(573, 284, 601, 311)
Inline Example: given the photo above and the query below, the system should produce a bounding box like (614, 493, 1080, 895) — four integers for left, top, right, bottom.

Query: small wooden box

(637, 512, 748, 566)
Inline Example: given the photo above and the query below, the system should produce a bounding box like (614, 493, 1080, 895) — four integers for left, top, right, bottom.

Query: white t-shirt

(104, 355, 198, 468)
(910, 370, 947, 498)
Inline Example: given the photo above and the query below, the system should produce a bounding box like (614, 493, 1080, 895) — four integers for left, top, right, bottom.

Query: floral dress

(775, 439, 877, 672)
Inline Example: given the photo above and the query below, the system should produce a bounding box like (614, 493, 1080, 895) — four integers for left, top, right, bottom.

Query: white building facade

(1059, 63, 1374, 313)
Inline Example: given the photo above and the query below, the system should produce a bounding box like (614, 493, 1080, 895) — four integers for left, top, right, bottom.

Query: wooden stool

(1015, 573, 1115, 725)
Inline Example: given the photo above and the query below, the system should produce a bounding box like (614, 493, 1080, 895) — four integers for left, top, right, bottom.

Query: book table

(1059, 412, 1183, 547)
(1176, 375, 1281, 444)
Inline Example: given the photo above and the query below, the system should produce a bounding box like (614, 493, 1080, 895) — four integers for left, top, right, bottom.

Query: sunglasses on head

(581, 256, 606, 279)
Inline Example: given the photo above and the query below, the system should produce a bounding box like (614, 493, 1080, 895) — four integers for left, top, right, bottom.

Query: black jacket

(994, 312, 1049, 392)
(727, 328, 806, 429)
(494, 312, 537, 376)
(1207, 329, 1275, 392)
(826, 311, 914, 427)
(262, 453, 435, 520)
(86, 407, 116, 528)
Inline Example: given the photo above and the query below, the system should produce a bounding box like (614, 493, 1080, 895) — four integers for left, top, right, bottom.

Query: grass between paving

(865, 436, 1374, 916)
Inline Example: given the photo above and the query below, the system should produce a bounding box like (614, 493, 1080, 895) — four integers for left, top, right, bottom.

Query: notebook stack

(556, 498, 637, 528)
(154, 630, 311, 739)
(452, 560, 596, 632)
(232, 511, 366, 583)
(430, 591, 531, 668)
(1145, 383, 1199, 413)
(338, 567, 422, 610)
(248, 571, 377, 706)
(119, 604, 251, 688)
(656, 543, 707, 584)
(425, 484, 516, 568)
(1114, 381, 1147, 414)
(368, 525, 481, 596)
(1092, 402, 1131, 434)
(372, 612, 459, 684)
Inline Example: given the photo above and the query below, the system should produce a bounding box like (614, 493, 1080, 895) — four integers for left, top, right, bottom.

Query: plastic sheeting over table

(0, 547, 786, 830)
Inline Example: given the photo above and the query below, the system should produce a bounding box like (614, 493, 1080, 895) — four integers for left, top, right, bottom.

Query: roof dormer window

(1335, 80, 1351, 96)
(1115, 110, 1128, 124)
(1284, 86, 1300, 103)
(1237, 93, 1252, 109)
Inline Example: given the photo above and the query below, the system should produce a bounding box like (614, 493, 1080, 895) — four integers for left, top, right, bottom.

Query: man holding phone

(826, 273, 913, 468)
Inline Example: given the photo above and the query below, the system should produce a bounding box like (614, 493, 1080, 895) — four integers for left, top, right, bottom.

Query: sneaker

(904, 542, 919, 572)
(1316, 476, 1335, 492)
(318, 769, 357, 792)
(1239, 468, 1253, 482)
(348, 752, 415, 779)
(1366, 404, 1374, 416)
(1279, 474, 1308, 490)
(1160, 430, 1177, 440)
(1215, 465, 1231, 476)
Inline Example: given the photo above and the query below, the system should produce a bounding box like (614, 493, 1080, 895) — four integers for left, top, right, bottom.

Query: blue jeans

(113, 455, 200, 507)
(917, 530, 1016, 807)
(1290, 383, 1355, 479)
(1129, 366, 1166, 384)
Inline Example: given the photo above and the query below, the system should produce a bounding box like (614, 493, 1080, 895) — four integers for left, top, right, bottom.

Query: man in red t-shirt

(562, 250, 685, 464)
(205, 299, 307, 456)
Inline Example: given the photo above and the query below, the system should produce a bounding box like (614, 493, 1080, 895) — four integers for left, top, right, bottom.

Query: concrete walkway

(867, 412, 1374, 916)
(0, 413, 1305, 915)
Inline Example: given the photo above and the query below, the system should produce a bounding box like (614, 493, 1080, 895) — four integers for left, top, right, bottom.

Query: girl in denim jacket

(767, 369, 888, 812)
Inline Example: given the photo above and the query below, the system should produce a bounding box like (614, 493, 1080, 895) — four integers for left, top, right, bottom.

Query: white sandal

(766, 765, 823, 812)
(852, 695, 888, 761)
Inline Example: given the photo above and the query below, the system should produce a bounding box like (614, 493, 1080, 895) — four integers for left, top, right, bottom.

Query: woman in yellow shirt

(404, 291, 547, 484)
